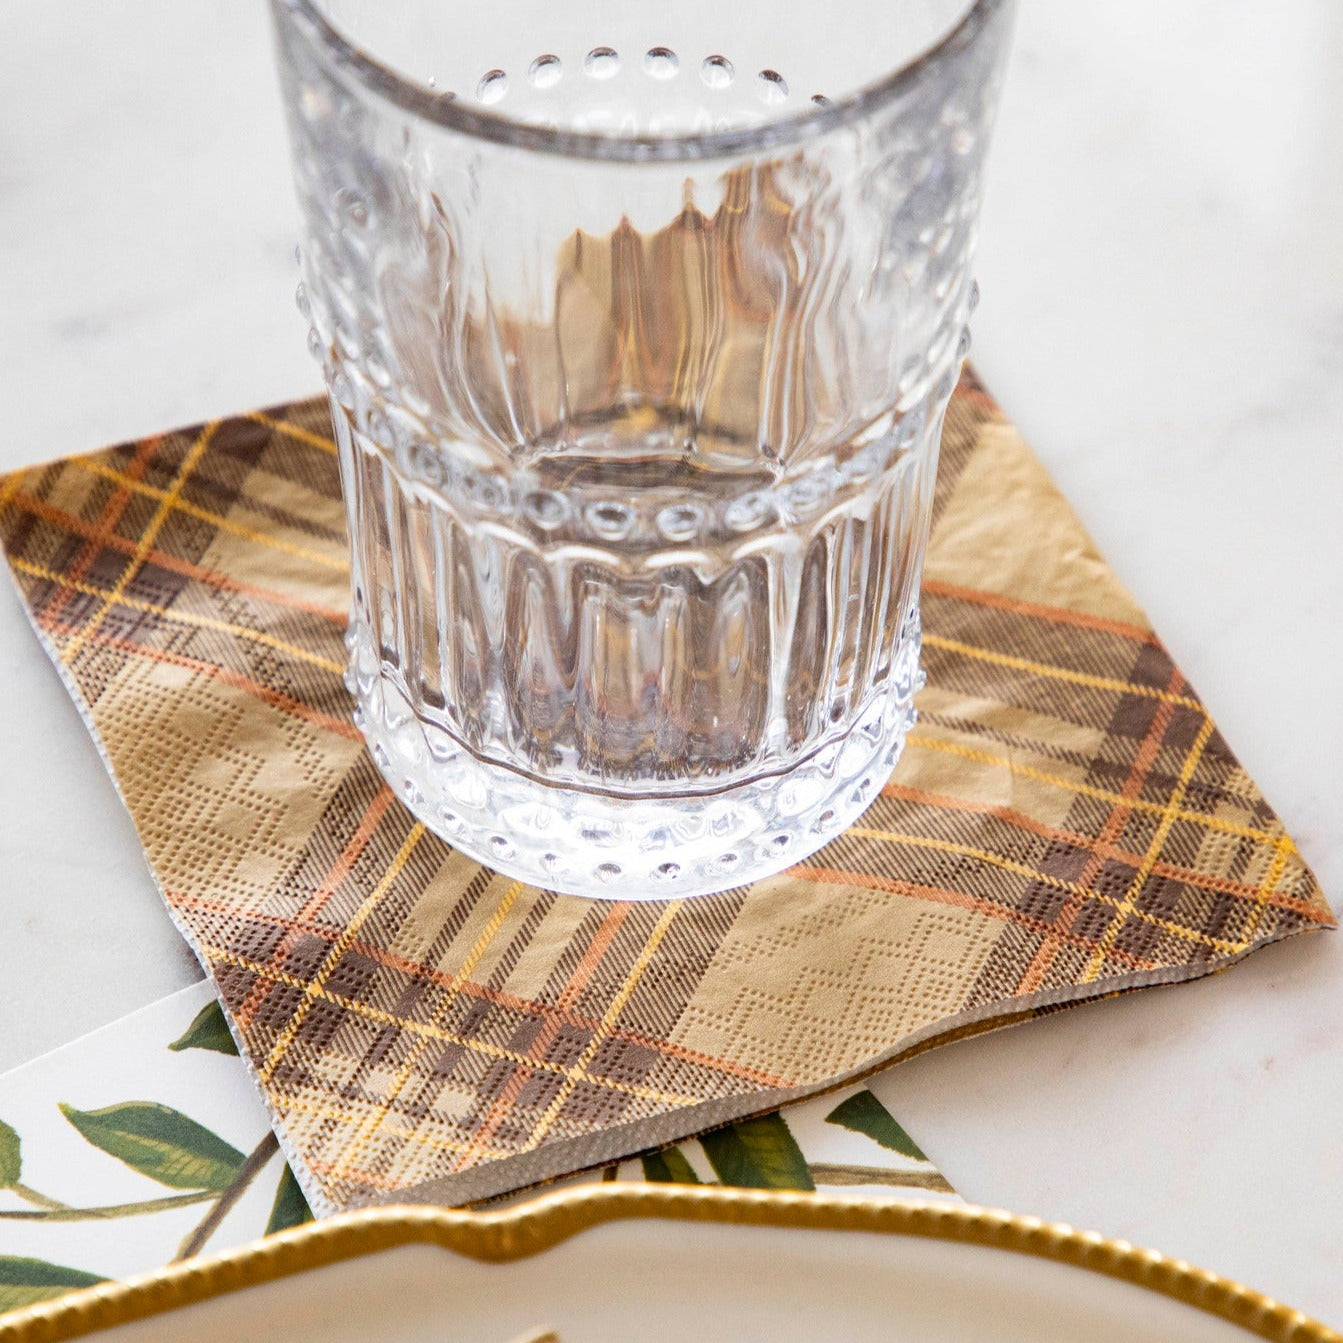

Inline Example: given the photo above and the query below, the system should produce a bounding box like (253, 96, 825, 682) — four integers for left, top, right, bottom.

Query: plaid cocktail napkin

(0, 368, 1331, 1215)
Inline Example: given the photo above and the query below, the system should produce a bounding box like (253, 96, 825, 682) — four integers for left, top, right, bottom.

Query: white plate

(2, 1189, 1333, 1343)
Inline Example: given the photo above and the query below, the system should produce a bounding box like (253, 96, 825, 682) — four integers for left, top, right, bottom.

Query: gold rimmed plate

(0, 1187, 1335, 1342)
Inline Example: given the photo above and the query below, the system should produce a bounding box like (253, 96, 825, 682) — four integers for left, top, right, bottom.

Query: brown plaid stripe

(0, 371, 1330, 1213)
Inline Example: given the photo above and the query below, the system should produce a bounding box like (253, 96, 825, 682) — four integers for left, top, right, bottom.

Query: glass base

(347, 622, 924, 901)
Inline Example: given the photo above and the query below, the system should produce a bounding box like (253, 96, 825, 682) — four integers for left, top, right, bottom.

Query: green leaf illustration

(640, 1146, 702, 1185)
(0, 1257, 106, 1313)
(168, 1001, 238, 1056)
(265, 1165, 314, 1235)
(807, 1162, 953, 1193)
(59, 1103, 245, 1192)
(699, 1113, 814, 1191)
(824, 1090, 927, 1161)
(0, 1120, 20, 1188)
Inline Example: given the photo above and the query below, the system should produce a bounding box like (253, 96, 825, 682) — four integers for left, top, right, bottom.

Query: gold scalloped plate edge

(0, 1187, 1336, 1343)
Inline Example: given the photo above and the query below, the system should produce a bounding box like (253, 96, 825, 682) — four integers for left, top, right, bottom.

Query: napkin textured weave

(0, 369, 1330, 1213)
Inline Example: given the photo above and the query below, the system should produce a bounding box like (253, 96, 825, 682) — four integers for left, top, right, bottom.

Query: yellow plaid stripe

(247, 410, 337, 455)
(61, 424, 217, 664)
(908, 735, 1290, 851)
(519, 902, 683, 1154)
(259, 823, 426, 1083)
(71, 454, 348, 572)
(924, 633, 1208, 712)
(847, 827, 1241, 956)
(0, 467, 27, 518)
(1080, 714, 1219, 982)
(1236, 839, 1300, 953)
(277, 1094, 485, 1162)
(330, 879, 530, 1180)
(9, 556, 345, 675)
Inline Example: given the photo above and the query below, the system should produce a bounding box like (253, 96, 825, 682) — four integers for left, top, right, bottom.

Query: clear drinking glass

(270, 0, 1014, 899)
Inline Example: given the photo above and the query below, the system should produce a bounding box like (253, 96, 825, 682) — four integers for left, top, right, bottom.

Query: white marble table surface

(3, 0, 1340, 1327)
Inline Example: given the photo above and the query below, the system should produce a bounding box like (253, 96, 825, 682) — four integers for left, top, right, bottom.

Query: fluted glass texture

(271, 0, 1014, 898)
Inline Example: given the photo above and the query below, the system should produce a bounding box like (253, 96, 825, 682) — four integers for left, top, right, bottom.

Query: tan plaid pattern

(0, 370, 1330, 1212)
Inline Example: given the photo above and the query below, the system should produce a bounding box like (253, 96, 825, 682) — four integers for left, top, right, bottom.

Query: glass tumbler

(270, 0, 1014, 899)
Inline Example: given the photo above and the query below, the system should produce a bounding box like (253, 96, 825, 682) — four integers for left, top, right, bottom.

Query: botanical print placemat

(0, 369, 1330, 1214)
(0, 985, 308, 1313)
